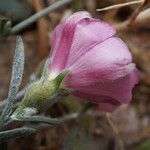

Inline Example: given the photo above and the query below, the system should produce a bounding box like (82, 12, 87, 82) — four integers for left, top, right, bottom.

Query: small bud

(13, 70, 68, 117)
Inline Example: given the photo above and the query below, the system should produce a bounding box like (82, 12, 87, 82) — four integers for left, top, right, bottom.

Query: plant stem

(78, 102, 93, 118)
(60, 112, 78, 121)
(104, 113, 125, 150)
(11, 0, 72, 33)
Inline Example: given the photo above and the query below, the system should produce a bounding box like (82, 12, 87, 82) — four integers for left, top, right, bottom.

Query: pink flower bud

(49, 11, 139, 112)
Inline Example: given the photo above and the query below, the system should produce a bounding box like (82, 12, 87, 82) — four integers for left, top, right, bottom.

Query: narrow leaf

(16, 115, 63, 125)
(13, 113, 78, 125)
(1, 36, 24, 118)
(0, 127, 36, 143)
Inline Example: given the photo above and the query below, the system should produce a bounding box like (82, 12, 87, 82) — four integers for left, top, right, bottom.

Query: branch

(115, 8, 150, 31)
(11, 0, 72, 33)
(128, 0, 150, 25)
(97, 0, 144, 11)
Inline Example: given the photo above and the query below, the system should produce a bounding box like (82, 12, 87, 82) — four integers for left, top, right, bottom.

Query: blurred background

(0, 0, 149, 150)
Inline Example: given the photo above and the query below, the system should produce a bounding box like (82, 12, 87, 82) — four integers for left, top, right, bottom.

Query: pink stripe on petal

(50, 11, 91, 76)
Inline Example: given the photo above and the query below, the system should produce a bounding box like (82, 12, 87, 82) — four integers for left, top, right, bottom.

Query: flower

(49, 11, 139, 112)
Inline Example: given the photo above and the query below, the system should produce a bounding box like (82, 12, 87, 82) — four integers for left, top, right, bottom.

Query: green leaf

(14, 115, 63, 125)
(1, 36, 24, 119)
(12, 112, 78, 126)
(0, 127, 36, 143)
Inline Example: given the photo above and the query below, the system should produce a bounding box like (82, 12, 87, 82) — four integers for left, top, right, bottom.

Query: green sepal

(53, 70, 69, 90)
(13, 79, 56, 117)
(41, 58, 51, 80)
(13, 70, 69, 118)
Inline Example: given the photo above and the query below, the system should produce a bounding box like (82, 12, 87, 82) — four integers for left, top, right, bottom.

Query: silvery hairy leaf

(1, 36, 24, 117)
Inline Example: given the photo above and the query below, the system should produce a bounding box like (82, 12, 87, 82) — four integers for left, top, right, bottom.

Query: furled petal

(66, 17, 116, 67)
(50, 11, 116, 79)
(49, 11, 91, 78)
(65, 37, 133, 87)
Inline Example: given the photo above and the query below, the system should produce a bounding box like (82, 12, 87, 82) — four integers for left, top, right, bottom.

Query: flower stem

(104, 113, 125, 150)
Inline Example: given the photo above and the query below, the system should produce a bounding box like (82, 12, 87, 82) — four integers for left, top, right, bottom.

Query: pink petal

(74, 92, 121, 112)
(50, 11, 116, 78)
(49, 11, 91, 78)
(72, 68, 139, 104)
(66, 18, 116, 67)
(65, 37, 133, 87)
